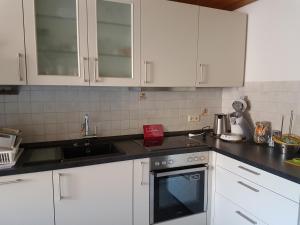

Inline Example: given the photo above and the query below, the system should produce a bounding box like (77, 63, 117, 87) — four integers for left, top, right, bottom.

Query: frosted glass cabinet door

(0, 0, 26, 85)
(88, 0, 141, 86)
(24, 0, 89, 85)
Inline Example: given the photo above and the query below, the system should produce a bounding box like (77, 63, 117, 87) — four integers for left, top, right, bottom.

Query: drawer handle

(238, 166, 260, 176)
(236, 211, 257, 224)
(0, 179, 24, 185)
(237, 181, 260, 193)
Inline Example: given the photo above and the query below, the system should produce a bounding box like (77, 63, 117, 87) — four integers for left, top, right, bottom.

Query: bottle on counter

(253, 121, 271, 144)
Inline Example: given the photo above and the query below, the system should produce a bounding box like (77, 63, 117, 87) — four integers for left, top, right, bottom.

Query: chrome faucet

(81, 114, 98, 138)
(82, 114, 90, 137)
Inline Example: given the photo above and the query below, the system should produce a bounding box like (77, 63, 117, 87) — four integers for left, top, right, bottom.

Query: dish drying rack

(0, 128, 23, 169)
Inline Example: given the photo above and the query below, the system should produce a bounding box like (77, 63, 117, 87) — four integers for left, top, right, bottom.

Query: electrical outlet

(188, 115, 200, 122)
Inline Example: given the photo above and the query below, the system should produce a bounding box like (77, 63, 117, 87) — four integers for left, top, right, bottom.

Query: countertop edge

(213, 148, 300, 184)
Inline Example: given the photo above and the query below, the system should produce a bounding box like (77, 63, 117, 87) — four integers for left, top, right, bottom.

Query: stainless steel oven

(150, 152, 208, 225)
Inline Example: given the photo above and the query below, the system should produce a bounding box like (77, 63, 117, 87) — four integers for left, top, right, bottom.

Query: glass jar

(254, 121, 271, 144)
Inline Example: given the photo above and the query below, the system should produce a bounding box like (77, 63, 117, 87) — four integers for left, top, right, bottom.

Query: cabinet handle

(235, 211, 257, 224)
(237, 181, 260, 193)
(144, 61, 150, 84)
(0, 179, 24, 185)
(141, 161, 148, 185)
(94, 58, 100, 82)
(238, 166, 260, 176)
(58, 173, 64, 200)
(199, 64, 204, 83)
(198, 64, 207, 84)
(18, 53, 24, 82)
(82, 57, 89, 82)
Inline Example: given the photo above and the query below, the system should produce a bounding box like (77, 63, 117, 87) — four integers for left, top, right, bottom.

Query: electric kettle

(213, 113, 229, 136)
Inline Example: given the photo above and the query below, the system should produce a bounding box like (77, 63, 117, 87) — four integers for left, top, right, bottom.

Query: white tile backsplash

(0, 86, 222, 143)
(222, 81, 300, 135)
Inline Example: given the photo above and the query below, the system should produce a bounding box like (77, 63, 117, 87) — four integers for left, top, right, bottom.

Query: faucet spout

(83, 114, 89, 137)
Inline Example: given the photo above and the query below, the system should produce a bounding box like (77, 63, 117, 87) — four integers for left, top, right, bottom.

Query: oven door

(150, 166, 207, 224)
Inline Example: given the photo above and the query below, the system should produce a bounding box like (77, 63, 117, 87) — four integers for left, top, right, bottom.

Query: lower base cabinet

(0, 171, 54, 225)
(53, 161, 133, 225)
(214, 193, 267, 225)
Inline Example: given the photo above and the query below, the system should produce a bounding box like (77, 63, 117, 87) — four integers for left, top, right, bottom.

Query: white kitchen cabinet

(133, 158, 150, 225)
(0, 0, 27, 85)
(214, 153, 300, 225)
(141, 0, 199, 87)
(214, 193, 268, 225)
(0, 172, 54, 225)
(88, 0, 141, 86)
(53, 161, 133, 225)
(23, 0, 89, 85)
(197, 7, 247, 87)
(216, 153, 300, 203)
(216, 165, 299, 225)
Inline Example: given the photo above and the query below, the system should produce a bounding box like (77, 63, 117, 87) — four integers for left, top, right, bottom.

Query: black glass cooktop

(134, 135, 207, 151)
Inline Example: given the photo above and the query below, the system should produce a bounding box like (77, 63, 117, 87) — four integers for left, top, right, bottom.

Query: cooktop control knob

(194, 157, 199, 161)
(155, 161, 160, 167)
(187, 157, 193, 162)
(200, 156, 206, 161)
(168, 160, 174, 165)
(161, 161, 167, 166)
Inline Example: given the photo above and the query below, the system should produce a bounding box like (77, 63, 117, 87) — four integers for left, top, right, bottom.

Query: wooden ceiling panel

(171, 0, 257, 11)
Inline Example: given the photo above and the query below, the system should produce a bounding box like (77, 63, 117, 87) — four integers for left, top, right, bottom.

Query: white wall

(238, 0, 300, 82)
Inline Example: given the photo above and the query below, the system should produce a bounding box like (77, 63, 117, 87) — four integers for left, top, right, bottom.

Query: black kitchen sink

(62, 139, 124, 160)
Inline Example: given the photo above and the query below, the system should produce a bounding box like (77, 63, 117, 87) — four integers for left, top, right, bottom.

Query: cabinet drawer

(214, 192, 267, 225)
(216, 153, 300, 203)
(216, 166, 299, 225)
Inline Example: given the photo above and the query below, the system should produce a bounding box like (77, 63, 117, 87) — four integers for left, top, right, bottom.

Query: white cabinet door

(141, 0, 199, 87)
(197, 7, 247, 87)
(53, 161, 133, 225)
(0, 172, 54, 225)
(214, 193, 268, 225)
(88, 0, 141, 86)
(0, 0, 26, 85)
(23, 0, 89, 85)
(133, 158, 149, 225)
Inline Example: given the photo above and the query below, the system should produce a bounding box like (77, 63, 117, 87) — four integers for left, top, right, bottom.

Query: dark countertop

(1, 131, 300, 185)
(192, 135, 300, 184)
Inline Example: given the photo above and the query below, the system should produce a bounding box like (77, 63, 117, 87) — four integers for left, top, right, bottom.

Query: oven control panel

(150, 151, 209, 170)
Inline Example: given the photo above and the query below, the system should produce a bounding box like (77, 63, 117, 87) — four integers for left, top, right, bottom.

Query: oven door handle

(155, 166, 207, 178)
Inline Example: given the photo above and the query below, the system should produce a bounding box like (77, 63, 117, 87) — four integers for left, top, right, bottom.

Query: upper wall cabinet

(140, 0, 199, 87)
(0, 0, 27, 85)
(87, 0, 141, 86)
(196, 7, 247, 87)
(23, 0, 90, 86)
